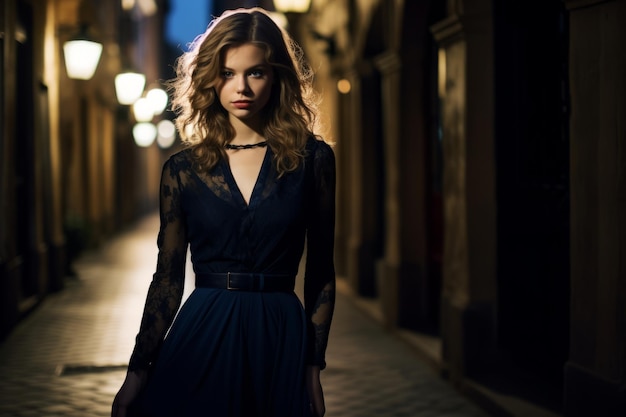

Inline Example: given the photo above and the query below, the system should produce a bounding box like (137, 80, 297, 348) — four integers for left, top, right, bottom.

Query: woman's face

(216, 43, 274, 126)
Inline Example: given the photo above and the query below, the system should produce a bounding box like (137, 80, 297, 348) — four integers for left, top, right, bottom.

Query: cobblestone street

(0, 214, 490, 417)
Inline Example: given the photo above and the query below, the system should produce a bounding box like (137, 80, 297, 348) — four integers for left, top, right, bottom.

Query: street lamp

(132, 122, 157, 147)
(132, 97, 154, 122)
(156, 119, 177, 149)
(115, 71, 146, 105)
(146, 87, 168, 115)
(62, 29, 103, 80)
(273, 0, 311, 13)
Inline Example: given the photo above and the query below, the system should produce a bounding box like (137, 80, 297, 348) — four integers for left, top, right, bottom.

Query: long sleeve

(304, 140, 336, 370)
(128, 159, 188, 372)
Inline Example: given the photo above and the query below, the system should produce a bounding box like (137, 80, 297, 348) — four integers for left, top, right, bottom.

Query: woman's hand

(306, 365, 326, 417)
(111, 370, 147, 417)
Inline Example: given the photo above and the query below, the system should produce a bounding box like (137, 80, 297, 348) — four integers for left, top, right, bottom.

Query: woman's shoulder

(158, 148, 192, 176)
(306, 136, 335, 165)
(306, 136, 334, 158)
(163, 148, 194, 172)
(304, 136, 335, 180)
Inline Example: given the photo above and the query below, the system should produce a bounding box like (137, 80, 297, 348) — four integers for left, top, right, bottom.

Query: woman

(112, 7, 335, 417)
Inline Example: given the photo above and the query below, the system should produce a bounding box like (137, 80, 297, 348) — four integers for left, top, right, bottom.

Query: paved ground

(0, 214, 491, 417)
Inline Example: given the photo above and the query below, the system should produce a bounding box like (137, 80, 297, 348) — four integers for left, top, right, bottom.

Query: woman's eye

(221, 71, 234, 78)
(249, 70, 263, 78)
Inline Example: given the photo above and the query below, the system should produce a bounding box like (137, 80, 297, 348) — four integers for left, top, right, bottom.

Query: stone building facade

(292, 0, 626, 415)
(1, 0, 168, 339)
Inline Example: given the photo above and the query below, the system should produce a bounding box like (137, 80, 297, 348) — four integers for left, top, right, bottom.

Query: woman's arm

(304, 140, 336, 370)
(304, 140, 336, 417)
(112, 158, 188, 417)
(128, 158, 188, 372)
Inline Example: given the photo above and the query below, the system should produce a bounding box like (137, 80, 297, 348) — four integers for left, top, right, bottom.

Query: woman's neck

(229, 117, 265, 145)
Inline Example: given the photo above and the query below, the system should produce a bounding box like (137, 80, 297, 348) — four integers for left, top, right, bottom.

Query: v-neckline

(223, 147, 270, 208)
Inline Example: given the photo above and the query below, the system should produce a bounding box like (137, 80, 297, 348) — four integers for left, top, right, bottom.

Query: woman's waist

(195, 271, 295, 292)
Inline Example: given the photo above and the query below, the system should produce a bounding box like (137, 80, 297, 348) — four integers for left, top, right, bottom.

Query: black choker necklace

(224, 141, 268, 150)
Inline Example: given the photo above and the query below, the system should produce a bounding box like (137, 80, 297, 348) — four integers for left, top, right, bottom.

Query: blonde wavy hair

(168, 7, 319, 175)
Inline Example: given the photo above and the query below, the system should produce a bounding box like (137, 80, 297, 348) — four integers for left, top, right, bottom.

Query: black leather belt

(195, 272, 295, 292)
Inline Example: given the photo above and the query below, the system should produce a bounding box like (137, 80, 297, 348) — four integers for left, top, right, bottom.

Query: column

(431, 0, 497, 383)
(563, 1, 626, 415)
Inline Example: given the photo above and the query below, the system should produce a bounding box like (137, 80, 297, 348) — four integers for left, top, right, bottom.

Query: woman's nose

(236, 76, 249, 94)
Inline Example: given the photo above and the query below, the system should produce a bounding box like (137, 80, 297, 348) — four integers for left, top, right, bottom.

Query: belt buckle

(226, 272, 237, 290)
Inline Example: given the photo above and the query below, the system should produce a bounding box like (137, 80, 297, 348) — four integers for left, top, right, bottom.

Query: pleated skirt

(132, 288, 311, 417)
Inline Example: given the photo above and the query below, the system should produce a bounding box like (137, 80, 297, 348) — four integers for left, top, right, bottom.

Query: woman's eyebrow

(221, 63, 269, 71)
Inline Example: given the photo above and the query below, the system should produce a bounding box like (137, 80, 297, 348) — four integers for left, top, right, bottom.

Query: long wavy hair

(168, 7, 319, 175)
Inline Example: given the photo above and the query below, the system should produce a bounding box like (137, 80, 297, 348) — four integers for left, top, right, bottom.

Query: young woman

(111, 7, 336, 417)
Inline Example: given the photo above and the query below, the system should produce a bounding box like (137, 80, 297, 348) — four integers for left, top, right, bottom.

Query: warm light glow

(337, 78, 351, 94)
(115, 72, 146, 105)
(438, 48, 447, 98)
(133, 122, 157, 147)
(137, 0, 158, 16)
(121, 0, 135, 11)
(63, 39, 103, 80)
(268, 12, 289, 29)
(273, 0, 311, 13)
(132, 98, 155, 122)
(146, 88, 168, 115)
(157, 120, 177, 149)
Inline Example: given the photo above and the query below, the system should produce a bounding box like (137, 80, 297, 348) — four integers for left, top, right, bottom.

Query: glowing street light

(132, 97, 155, 122)
(132, 122, 157, 147)
(146, 87, 168, 115)
(273, 0, 311, 13)
(157, 119, 177, 149)
(115, 71, 146, 105)
(63, 30, 103, 80)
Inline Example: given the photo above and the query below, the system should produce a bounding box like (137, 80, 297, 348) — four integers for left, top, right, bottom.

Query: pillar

(431, 0, 498, 383)
(563, 1, 626, 415)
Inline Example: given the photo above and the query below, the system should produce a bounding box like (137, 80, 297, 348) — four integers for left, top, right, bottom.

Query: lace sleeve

(304, 140, 336, 370)
(128, 158, 188, 372)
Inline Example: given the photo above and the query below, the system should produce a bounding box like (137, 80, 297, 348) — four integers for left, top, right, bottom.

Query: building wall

(0, 0, 167, 340)
(431, 0, 498, 385)
(564, 1, 626, 415)
(1, 0, 22, 338)
(298, 0, 626, 415)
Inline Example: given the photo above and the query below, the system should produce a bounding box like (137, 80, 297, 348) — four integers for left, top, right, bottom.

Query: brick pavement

(0, 214, 490, 417)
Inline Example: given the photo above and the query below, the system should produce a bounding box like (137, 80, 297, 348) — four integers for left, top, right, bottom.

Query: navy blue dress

(127, 137, 336, 417)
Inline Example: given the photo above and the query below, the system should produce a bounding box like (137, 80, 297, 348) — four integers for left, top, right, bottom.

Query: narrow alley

(0, 214, 489, 417)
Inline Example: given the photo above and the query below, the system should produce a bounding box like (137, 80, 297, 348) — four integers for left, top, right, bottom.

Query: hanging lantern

(146, 87, 168, 115)
(133, 122, 157, 147)
(157, 120, 177, 149)
(273, 0, 311, 13)
(132, 97, 155, 122)
(63, 32, 103, 80)
(115, 71, 146, 105)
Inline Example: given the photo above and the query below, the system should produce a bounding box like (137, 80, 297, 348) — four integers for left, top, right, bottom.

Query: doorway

(494, 1, 570, 412)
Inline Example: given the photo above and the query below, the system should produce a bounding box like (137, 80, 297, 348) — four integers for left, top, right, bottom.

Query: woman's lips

(232, 101, 252, 109)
